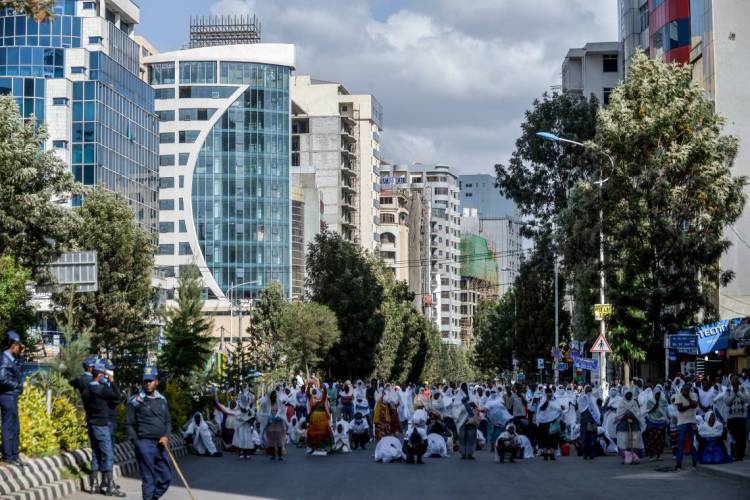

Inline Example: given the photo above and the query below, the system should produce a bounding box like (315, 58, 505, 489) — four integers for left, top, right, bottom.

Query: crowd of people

(196, 370, 750, 469)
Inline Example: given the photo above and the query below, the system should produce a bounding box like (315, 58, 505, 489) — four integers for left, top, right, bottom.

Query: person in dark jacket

(82, 360, 125, 497)
(126, 366, 172, 500)
(0, 330, 25, 467)
(69, 356, 97, 396)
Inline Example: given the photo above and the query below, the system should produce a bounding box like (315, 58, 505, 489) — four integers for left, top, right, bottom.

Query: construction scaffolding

(189, 15, 262, 48)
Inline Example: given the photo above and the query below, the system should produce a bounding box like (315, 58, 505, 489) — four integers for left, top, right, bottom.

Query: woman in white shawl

(260, 389, 288, 460)
(578, 385, 601, 460)
(697, 410, 730, 464)
(602, 387, 622, 443)
(233, 396, 260, 459)
(183, 412, 220, 456)
(642, 385, 668, 461)
(614, 388, 644, 461)
(534, 387, 563, 461)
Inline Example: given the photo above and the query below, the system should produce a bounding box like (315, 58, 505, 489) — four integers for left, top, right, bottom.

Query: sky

(137, 0, 618, 176)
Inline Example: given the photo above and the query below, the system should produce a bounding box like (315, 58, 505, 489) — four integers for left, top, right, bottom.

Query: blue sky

(137, 0, 618, 175)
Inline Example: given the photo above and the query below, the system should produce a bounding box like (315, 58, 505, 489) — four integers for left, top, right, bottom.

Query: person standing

(642, 385, 669, 461)
(126, 367, 172, 500)
(534, 387, 563, 461)
(69, 356, 97, 396)
(725, 375, 750, 461)
(0, 331, 25, 467)
(578, 385, 601, 460)
(673, 382, 699, 470)
(82, 360, 125, 497)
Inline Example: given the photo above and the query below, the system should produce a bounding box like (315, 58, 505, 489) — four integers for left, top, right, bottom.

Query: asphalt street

(68, 446, 747, 500)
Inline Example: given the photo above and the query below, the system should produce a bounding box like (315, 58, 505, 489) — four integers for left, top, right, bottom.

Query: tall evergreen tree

(306, 231, 384, 379)
(159, 266, 214, 382)
(0, 256, 34, 339)
(278, 301, 340, 377)
(246, 281, 286, 374)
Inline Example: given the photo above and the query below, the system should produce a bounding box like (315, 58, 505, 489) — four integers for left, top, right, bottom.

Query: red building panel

(650, 0, 690, 33)
(664, 45, 691, 64)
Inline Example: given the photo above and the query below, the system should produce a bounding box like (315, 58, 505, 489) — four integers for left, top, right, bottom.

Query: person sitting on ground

(183, 412, 221, 457)
(403, 409, 428, 464)
(374, 435, 405, 463)
(333, 419, 352, 453)
(697, 411, 731, 464)
(495, 423, 520, 463)
(350, 412, 370, 450)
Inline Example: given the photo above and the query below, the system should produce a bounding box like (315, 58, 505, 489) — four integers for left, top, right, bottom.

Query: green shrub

(18, 386, 57, 456)
(52, 396, 88, 451)
(164, 383, 191, 430)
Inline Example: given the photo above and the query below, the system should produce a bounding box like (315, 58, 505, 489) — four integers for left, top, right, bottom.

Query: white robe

(184, 413, 217, 455)
(333, 420, 351, 453)
(517, 434, 535, 459)
(426, 433, 449, 457)
(374, 436, 405, 463)
(232, 410, 259, 450)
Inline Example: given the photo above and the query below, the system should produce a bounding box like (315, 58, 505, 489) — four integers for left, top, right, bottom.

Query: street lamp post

(225, 280, 259, 348)
(536, 132, 613, 390)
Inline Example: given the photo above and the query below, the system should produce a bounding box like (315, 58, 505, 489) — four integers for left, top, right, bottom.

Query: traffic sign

(574, 357, 598, 371)
(590, 334, 612, 353)
(557, 362, 568, 371)
(594, 303, 613, 320)
(537, 358, 545, 370)
(667, 333, 698, 354)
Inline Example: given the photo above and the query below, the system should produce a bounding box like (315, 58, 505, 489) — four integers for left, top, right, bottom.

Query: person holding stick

(126, 367, 172, 500)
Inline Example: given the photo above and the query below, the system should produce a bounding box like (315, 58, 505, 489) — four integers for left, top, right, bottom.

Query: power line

(730, 225, 750, 250)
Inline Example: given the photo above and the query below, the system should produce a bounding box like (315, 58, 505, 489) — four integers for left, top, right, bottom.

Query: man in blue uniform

(126, 367, 172, 500)
(0, 330, 25, 467)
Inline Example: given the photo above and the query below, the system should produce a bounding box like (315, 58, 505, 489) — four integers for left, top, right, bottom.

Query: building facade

(619, 0, 691, 65)
(0, 0, 159, 233)
(290, 75, 382, 251)
(291, 164, 323, 298)
(378, 188, 410, 283)
(145, 43, 295, 301)
(561, 42, 623, 106)
(459, 232, 499, 346)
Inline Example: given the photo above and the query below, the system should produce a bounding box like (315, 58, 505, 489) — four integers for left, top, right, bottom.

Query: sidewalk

(698, 459, 750, 486)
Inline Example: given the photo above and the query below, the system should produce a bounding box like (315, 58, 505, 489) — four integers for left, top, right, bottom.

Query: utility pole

(554, 255, 560, 385)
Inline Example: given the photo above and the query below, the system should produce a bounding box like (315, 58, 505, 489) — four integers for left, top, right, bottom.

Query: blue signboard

(573, 357, 598, 371)
(696, 319, 741, 354)
(668, 333, 698, 354)
(558, 362, 568, 371)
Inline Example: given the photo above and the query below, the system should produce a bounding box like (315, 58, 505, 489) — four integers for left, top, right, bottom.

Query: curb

(696, 463, 750, 487)
(0, 434, 189, 500)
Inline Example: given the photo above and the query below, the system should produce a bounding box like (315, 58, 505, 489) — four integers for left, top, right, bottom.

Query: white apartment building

(562, 42, 623, 106)
(290, 75, 383, 251)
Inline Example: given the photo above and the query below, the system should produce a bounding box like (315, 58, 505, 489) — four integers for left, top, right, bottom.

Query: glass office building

(0, 0, 158, 233)
(146, 44, 296, 300)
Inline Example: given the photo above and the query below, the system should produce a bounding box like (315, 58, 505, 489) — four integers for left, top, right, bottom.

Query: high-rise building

(561, 42, 623, 106)
(459, 175, 522, 294)
(618, 0, 750, 317)
(145, 32, 295, 302)
(291, 164, 323, 297)
(378, 187, 411, 284)
(290, 75, 383, 251)
(0, 0, 159, 233)
(458, 227, 500, 345)
(380, 164, 462, 344)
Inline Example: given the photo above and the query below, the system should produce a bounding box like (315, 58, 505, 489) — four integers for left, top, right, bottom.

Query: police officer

(82, 360, 125, 497)
(125, 367, 172, 500)
(70, 356, 97, 396)
(103, 360, 124, 495)
(0, 330, 25, 467)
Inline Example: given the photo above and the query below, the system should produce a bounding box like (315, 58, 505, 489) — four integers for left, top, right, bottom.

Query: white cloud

(209, 0, 618, 173)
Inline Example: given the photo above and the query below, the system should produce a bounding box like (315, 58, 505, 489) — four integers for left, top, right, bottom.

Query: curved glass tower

(147, 45, 295, 300)
(0, 0, 158, 232)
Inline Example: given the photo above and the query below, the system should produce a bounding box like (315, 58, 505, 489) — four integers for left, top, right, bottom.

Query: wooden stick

(165, 445, 196, 500)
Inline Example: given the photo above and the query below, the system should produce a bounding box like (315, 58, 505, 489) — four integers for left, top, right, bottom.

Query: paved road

(69, 447, 746, 500)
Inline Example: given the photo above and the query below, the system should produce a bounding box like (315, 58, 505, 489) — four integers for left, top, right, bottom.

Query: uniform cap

(104, 359, 115, 371)
(142, 366, 158, 381)
(93, 360, 107, 373)
(5, 330, 21, 344)
(83, 356, 98, 369)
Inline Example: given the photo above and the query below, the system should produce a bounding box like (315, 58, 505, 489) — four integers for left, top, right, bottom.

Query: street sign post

(593, 303, 613, 321)
(537, 358, 545, 370)
(590, 334, 612, 353)
(557, 362, 568, 371)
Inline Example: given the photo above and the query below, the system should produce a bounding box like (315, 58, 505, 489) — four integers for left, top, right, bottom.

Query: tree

(278, 301, 340, 377)
(0, 256, 34, 339)
(53, 188, 156, 385)
(0, 96, 76, 276)
(246, 281, 286, 374)
(306, 231, 384, 379)
(495, 91, 599, 234)
(159, 266, 214, 383)
(52, 291, 92, 383)
(512, 231, 570, 374)
(1, 1, 55, 21)
(472, 293, 514, 376)
(571, 52, 747, 380)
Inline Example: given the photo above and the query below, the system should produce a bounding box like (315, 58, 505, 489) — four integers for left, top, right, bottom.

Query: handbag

(548, 421, 561, 436)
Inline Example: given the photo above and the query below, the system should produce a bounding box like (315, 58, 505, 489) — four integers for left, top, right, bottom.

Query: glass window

(179, 220, 187, 232)
(178, 242, 192, 255)
(178, 108, 216, 121)
(159, 132, 175, 144)
(179, 86, 236, 99)
(602, 54, 618, 73)
(156, 110, 174, 122)
(179, 61, 216, 84)
(71, 66, 86, 74)
(178, 152, 189, 165)
(157, 244, 175, 255)
(52, 140, 68, 149)
(159, 155, 175, 166)
(159, 199, 175, 210)
(159, 221, 175, 233)
(159, 177, 175, 189)
(603, 88, 612, 106)
(150, 62, 175, 85)
(178, 130, 200, 143)
(82, 1, 96, 9)
(154, 87, 175, 99)
(88, 36, 103, 45)
(52, 97, 68, 105)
